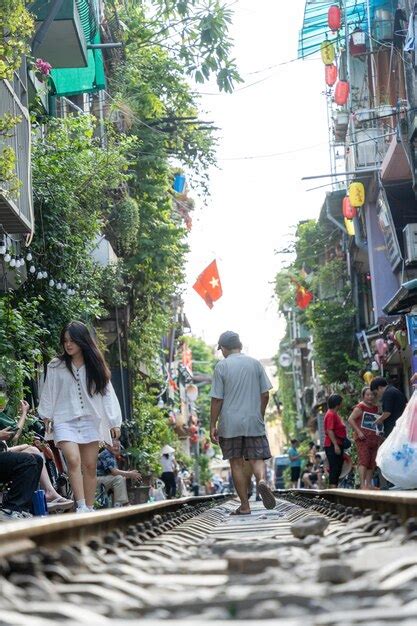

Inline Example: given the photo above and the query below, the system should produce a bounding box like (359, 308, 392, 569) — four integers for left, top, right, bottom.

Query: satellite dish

(279, 352, 292, 368)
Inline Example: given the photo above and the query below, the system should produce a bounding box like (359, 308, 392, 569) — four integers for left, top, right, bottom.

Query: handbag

(342, 437, 351, 450)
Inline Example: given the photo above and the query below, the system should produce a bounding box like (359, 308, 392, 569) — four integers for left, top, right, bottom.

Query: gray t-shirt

(210, 353, 272, 438)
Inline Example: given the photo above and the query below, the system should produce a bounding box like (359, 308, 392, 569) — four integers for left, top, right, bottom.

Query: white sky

(184, 0, 331, 360)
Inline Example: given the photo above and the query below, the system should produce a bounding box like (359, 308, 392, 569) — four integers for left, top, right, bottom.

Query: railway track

(1, 490, 417, 625)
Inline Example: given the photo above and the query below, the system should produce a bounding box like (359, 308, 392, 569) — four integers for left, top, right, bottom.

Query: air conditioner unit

(403, 223, 417, 266)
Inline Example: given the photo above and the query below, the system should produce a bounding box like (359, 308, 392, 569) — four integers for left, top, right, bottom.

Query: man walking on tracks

(210, 331, 276, 515)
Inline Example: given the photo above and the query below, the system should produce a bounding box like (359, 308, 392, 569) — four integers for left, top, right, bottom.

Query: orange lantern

(321, 40, 335, 65)
(328, 5, 342, 31)
(349, 181, 365, 207)
(342, 196, 357, 220)
(325, 63, 338, 86)
(334, 80, 350, 105)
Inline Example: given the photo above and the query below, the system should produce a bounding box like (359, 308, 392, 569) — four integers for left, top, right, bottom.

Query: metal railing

(0, 72, 33, 234)
(346, 107, 395, 173)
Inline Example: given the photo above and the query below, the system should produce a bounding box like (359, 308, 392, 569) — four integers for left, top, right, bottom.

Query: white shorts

(54, 415, 102, 445)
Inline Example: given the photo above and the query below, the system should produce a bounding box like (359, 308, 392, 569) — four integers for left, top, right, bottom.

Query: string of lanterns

(0, 236, 78, 295)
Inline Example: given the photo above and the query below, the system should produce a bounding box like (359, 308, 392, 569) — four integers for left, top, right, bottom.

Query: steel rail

(277, 488, 417, 521)
(0, 494, 230, 558)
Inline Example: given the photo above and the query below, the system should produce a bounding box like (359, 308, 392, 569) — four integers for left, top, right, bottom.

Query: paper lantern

(350, 28, 366, 55)
(344, 217, 355, 236)
(375, 338, 386, 356)
(328, 5, 342, 31)
(325, 63, 337, 86)
(394, 329, 407, 350)
(363, 371, 374, 385)
(349, 181, 365, 207)
(342, 196, 357, 220)
(334, 80, 350, 105)
(321, 40, 335, 65)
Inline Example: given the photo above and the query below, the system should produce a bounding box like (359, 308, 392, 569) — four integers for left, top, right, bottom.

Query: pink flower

(35, 58, 52, 76)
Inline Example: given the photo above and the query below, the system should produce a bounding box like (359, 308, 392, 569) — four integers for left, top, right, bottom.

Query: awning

(298, 0, 398, 60)
(49, 0, 106, 96)
(383, 278, 417, 315)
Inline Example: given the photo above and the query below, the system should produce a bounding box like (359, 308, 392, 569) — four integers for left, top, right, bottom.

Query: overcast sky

(183, 0, 331, 359)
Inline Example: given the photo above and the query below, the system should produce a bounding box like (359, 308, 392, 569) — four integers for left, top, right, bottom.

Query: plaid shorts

(219, 435, 271, 461)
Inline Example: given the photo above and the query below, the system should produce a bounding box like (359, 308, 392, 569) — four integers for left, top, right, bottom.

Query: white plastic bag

(376, 390, 417, 488)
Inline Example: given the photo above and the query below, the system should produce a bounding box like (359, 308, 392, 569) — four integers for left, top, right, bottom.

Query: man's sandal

(230, 507, 251, 516)
(258, 480, 276, 510)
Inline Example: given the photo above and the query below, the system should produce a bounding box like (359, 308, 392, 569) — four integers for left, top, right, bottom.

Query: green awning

(49, 0, 106, 96)
(383, 279, 417, 315)
(298, 0, 398, 60)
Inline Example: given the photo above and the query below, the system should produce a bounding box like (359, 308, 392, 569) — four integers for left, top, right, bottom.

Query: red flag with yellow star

(193, 259, 222, 309)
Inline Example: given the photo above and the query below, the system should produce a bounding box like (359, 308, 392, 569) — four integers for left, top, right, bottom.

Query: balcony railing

(0, 72, 33, 234)
(345, 107, 395, 175)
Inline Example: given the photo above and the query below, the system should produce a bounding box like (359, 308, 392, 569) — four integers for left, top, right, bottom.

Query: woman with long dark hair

(38, 321, 122, 513)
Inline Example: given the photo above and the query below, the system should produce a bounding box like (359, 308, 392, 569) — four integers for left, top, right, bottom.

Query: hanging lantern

(350, 28, 366, 55)
(394, 329, 407, 351)
(325, 63, 338, 86)
(321, 40, 335, 65)
(344, 217, 355, 236)
(334, 80, 350, 105)
(342, 196, 357, 220)
(349, 181, 365, 207)
(328, 5, 342, 31)
(375, 338, 386, 356)
(363, 371, 374, 385)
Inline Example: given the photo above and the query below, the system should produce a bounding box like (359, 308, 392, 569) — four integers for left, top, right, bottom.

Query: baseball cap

(217, 331, 242, 350)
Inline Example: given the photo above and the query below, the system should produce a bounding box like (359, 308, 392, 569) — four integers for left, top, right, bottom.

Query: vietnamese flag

(193, 259, 223, 309)
(295, 283, 313, 310)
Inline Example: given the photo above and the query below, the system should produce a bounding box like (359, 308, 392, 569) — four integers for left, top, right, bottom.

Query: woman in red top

(348, 386, 382, 490)
(324, 394, 347, 487)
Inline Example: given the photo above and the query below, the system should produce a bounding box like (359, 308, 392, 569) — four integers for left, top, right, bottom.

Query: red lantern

(328, 5, 342, 31)
(342, 196, 357, 220)
(334, 80, 350, 105)
(325, 64, 338, 86)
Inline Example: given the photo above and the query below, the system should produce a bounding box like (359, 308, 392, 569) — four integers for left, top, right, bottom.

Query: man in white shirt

(210, 331, 276, 515)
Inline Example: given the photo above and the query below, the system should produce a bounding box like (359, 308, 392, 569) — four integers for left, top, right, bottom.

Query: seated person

(0, 378, 72, 511)
(301, 462, 319, 489)
(0, 428, 43, 520)
(313, 453, 325, 488)
(97, 439, 141, 507)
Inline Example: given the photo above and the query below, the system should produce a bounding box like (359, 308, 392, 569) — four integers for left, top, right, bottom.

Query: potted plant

(126, 447, 152, 504)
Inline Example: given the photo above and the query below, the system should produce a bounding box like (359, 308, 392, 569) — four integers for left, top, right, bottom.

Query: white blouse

(38, 359, 122, 438)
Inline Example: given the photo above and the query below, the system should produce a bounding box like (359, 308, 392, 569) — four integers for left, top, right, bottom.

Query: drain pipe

(353, 215, 367, 250)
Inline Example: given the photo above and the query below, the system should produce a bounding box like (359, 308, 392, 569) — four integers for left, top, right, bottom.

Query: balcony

(0, 73, 33, 234)
(346, 107, 394, 176)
